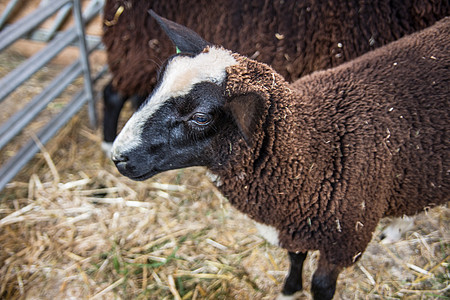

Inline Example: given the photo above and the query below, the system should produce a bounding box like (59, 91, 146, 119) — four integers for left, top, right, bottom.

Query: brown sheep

(111, 13, 450, 299)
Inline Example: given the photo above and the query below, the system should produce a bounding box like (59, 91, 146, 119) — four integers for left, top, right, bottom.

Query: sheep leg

(102, 81, 128, 153)
(311, 254, 342, 300)
(281, 251, 307, 296)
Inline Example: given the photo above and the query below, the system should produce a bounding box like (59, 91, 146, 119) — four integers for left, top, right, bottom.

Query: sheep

(110, 12, 449, 299)
(101, 0, 450, 152)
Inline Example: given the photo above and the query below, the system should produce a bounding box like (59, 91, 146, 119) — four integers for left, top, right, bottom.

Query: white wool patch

(276, 293, 296, 300)
(380, 216, 415, 244)
(112, 47, 237, 155)
(206, 171, 223, 187)
(254, 221, 280, 246)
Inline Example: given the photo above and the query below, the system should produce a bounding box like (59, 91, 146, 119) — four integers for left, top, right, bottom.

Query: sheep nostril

(111, 153, 129, 164)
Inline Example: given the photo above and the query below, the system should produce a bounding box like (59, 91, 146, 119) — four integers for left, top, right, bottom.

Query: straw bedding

(0, 50, 448, 299)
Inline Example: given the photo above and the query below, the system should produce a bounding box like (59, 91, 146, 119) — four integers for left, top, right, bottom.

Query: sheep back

(102, 0, 449, 96)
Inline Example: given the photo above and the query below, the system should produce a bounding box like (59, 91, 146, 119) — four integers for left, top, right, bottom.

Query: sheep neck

(216, 54, 314, 223)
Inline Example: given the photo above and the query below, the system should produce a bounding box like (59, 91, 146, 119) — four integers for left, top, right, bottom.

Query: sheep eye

(191, 113, 211, 125)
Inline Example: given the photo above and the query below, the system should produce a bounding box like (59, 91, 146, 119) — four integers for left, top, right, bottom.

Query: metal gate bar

(73, 0, 96, 126)
(0, 0, 72, 51)
(0, 0, 23, 29)
(44, 3, 73, 41)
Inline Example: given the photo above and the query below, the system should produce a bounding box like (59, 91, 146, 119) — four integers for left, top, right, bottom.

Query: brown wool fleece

(212, 18, 450, 268)
(102, 0, 449, 97)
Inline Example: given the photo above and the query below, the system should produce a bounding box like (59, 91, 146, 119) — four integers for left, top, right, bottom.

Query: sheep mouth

(127, 169, 159, 181)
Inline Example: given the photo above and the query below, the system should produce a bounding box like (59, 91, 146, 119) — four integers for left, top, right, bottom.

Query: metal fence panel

(0, 0, 106, 192)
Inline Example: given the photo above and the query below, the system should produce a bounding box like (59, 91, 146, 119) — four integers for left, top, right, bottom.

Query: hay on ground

(0, 50, 449, 300)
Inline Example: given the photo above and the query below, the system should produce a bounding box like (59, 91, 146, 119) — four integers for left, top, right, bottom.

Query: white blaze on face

(111, 46, 237, 156)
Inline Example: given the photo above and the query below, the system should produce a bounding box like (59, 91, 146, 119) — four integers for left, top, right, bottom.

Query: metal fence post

(73, 0, 97, 128)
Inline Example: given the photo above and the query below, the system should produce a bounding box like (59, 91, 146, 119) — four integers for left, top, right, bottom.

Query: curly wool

(102, 0, 449, 97)
(212, 17, 450, 267)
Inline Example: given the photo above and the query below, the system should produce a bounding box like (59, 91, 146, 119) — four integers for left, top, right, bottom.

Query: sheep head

(111, 11, 268, 180)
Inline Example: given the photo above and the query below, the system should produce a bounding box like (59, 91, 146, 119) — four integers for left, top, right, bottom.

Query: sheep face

(111, 48, 239, 180)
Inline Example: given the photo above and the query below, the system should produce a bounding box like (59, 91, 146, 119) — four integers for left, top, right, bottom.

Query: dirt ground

(0, 43, 449, 300)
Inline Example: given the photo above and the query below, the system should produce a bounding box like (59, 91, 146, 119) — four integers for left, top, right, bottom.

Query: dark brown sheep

(101, 0, 450, 150)
(110, 13, 450, 299)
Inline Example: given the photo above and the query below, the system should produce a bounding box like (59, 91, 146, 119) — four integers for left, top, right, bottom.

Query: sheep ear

(226, 93, 266, 145)
(149, 10, 210, 55)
